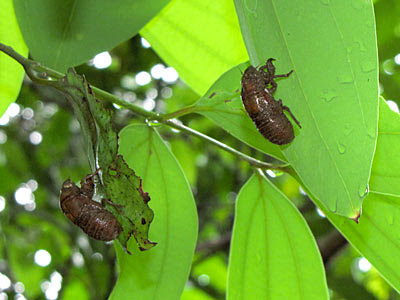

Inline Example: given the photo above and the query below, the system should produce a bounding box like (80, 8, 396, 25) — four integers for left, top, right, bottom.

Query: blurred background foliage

(0, 0, 400, 299)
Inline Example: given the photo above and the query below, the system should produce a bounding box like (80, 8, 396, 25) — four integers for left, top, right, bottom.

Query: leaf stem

(160, 105, 201, 119)
(163, 119, 288, 171)
(0, 42, 288, 171)
(0, 43, 54, 86)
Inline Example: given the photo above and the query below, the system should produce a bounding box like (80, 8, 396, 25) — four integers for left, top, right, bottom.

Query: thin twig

(160, 104, 202, 119)
(164, 119, 288, 171)
(0, 42, 288, 171)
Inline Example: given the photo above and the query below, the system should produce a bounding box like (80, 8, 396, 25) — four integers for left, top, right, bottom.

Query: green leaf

(310, 191, 400, 293)
(13, 0, 170, 72)
(61, 280, 90, 300)
(169, 139, 198, 186)
(110, 124, 198, 300)
(195, 62, 286, 162)
(227, 173, 328, 300)
(370, 97, 400, 196)
(233, 0, 378, 217)
(297, 98, 400, 292)
(0, 0, 27, 115)
(140, 0, 248, 95)
(181, 287, 215, 300)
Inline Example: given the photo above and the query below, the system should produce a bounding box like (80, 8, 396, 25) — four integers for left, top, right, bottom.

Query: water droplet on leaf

(344, 123, 352, 136)
(338, 73, 354, 84)
(321, 90, 336, 103)
(337, 142, 346, 154)
(147, 120, 161, 127)
(244, 0, 257, 14)
(355, 39, 366, 52)
(367, 127, 376, 139)
(361, 60, 375, 73)
(358, 183, 369, 198)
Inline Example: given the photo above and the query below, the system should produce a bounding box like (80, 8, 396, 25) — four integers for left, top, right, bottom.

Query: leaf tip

(350, 209, 362, 224)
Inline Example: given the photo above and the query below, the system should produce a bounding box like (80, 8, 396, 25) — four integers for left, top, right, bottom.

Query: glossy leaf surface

(140, 0, 248, 95)
(232, 0, 379, 217)
(13, 0, 169, 71)
(110, 124, 198, 300)
(227, 174, 328, 300)
(301, 99, 400, 292)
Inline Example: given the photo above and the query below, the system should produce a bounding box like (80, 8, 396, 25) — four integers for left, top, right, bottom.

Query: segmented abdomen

(251, 107, 294, 145)
(74, 203, 122, 241)
(241, 70, 294, 145)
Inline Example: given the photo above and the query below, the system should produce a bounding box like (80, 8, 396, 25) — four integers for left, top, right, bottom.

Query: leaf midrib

(269, 0, 355, 214)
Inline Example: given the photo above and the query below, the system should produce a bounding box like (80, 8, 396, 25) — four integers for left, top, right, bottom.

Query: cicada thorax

(240, 60, 298, 145)
(60, 176, 122, 242)
(240, 66, 266, 117)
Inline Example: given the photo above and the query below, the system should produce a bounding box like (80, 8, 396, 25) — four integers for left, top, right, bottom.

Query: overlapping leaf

(13, 0, 170, 71)
(231, 0, 378, 217)
(227, 173, 328, 299)
(110, 124, 198, 300)
(299, 99, 400, 292)
(140, 0, 248, 95)
(369, 98, 400, 196)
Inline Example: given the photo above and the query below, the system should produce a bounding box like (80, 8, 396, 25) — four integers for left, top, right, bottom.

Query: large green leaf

(300, 99, 400, 292)
(110, 124, 198, 300)
(0, 0, 27, 115)
(140, 0, 248, 95)
(13, 0, 170, 72)
(227, 173, 328, 300)
(231, 0, 379, 217)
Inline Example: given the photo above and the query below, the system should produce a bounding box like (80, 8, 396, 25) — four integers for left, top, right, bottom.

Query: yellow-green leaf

(0, 0, 27, 115)
(227, 173, 328, 300)
(141, 0, 248, 95)
(111, 124, 198, 300)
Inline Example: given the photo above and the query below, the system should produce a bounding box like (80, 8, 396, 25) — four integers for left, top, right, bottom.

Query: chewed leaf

(58, 69, 98, 170)
(102, 155, 156, 251)
(55, 68, 155, 252)
(84, 82, 118, 168)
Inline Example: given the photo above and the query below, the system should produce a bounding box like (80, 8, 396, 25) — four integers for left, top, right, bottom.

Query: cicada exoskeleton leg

(280, 102, 301, 128)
